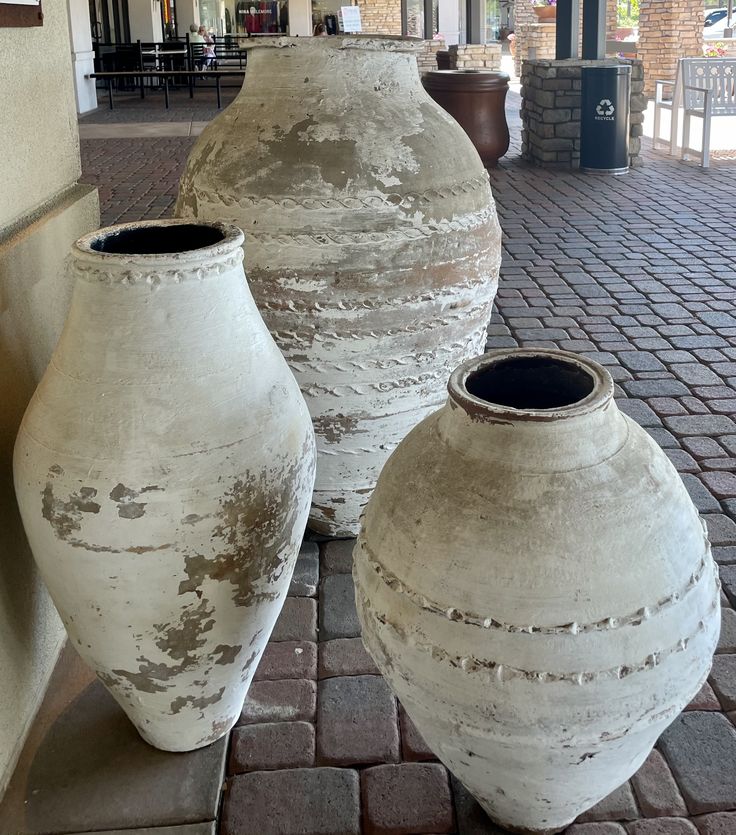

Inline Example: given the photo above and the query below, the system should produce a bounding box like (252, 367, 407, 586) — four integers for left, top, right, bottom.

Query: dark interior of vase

(91, 224, 224, 255)
(465, 356, 595, 410)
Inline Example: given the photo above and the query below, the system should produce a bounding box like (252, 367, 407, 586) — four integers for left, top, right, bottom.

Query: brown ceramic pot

(422, 70, 510, 167)
(533, 5, 557, 19)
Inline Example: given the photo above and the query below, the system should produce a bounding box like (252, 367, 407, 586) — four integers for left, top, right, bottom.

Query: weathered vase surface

(354, 348, 720, 833)
(176, 36, 502, 536)
(13, 220, 316, 751)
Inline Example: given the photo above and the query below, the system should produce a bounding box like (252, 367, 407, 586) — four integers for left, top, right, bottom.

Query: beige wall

(0, 0, 100, 795)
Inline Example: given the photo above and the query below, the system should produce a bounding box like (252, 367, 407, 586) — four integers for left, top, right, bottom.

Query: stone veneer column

(357, 0, 402, 34)
(520, 58, 646, 167)
(638, 0, 703, 96)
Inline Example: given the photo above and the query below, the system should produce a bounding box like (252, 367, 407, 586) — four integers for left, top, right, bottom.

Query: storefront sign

(0, 0, 42, 27)
(341, 5, 362, 32)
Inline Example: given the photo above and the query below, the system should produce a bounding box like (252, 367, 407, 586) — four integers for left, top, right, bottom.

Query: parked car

(704, 8, 734, 38)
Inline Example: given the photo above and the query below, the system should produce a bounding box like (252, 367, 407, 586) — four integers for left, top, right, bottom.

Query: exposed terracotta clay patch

(170, 686, 225, 715)
(41, 483, 101, 540)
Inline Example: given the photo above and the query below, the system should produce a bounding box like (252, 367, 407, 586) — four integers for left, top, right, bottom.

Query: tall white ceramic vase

(354, 348, 720, 833)
(176, 36, 502, 537)
(13, 220, 316, 751)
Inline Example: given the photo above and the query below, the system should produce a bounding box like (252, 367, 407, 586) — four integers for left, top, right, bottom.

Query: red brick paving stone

(316, 675, 400, 766)
(576, 783, 639, 822)
(627, 819, 699, 834)
(705, 515, 736, 546)
(700, 472, 736, 499)
(683, 439, 727, 460)
(686, 682, 722, 711)
(566, 825, 628, 835)
(238, 679, 316, 725)
(253, 641, 318, 681)
(361, 763, 454, 835)
(221, 767, 361, 835)
(717, 609, 736, 654)
(398, 704, 437, 762)
(721, 566, 736, 608)
(228, 721, 315, 774)
(630, 749, 688, 817)
(664, 416, 736, 437)
(321, 538, 355, 574)
(665, 449, 700, 474)
(450, 774, 509, 834)
(271, 597, 318, 642)
(693, 812, 736, 834)
(658, 712, 736, 814)
(318, 637, 379, 678)
(709, 655, 736, 710)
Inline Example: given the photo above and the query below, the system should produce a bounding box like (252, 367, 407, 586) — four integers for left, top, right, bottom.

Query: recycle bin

(580, 65, 631, 175)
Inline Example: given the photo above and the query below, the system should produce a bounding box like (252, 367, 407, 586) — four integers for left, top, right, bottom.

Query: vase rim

(448, 348, 614, 423)
(242, 35, 424, 54)
(74, 220, 245, 269)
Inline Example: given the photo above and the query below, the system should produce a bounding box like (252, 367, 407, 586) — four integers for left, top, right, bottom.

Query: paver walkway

(4, 91, 735, 835)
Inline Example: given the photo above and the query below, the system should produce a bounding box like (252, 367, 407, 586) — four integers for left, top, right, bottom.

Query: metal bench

(654, 57, 736, 168)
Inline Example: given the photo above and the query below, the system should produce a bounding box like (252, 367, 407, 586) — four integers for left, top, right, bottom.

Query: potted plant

(533, 0, 556, 21)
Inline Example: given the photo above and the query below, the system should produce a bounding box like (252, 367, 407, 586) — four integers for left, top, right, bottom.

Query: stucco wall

(0, 0, 100, 796)
(0, 1, 82, 229)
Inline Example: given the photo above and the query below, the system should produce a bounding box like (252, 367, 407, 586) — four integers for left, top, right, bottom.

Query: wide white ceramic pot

(176, 36, 502, 537)
(354, 348, 720, 833)
(14, 220, 316, 751)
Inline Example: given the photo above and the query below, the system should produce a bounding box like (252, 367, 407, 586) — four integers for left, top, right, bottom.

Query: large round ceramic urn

(176, 36, 502, 537)
(354, 349, 720, 833)
(13, 220, 316, 752)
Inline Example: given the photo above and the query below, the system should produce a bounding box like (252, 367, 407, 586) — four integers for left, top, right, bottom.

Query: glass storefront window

(484, 0, 500, 41)
(221, 0, 288, 35)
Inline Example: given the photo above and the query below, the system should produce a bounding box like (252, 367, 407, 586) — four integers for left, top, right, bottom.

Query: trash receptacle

(580, 65, 631, 175)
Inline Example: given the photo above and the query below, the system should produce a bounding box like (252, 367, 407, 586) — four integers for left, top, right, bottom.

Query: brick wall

(356, 0, 402, 35)
(638, 0, 703, 96)
(448, 43, 502, 69)
(417, 39, 446, 74)
(520, 58, 646, 168)
(515, 22, 556, 76)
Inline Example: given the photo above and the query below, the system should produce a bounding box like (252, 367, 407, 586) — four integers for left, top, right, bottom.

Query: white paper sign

(341, 5, 362, 32)
(0, 0, 41, 5)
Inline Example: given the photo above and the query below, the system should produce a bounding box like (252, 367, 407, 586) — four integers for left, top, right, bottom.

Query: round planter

(14, 220, 316, 751)
(354, 349, 720, 833)
(422, 70, 510, 167)
(533, 5, 557, 20)
(176, 36, 502, 537)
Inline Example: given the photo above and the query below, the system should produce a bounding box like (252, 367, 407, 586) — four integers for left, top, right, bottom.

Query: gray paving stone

(680, 475, 722, 513)
(705, 515, 736, 546)
(319, 637, 379, 679)
(719, 565, 736, 607)
(617, 398, 661, 427)
(67, 827, 215, 835)
(398, 705, 436, 762)
(319, 573, 361, 641)
(622, 380, 690, 398)
(658, 712, 736, 814)
(693, 811, 736, 834)
(289, 542, 319, 597)
(617, 352, 666, 372)
(627, 819, 699, 834)
(322, 538, 355, 574)
(709, 655, 736, 710)
(271, 597, 318, 642)
(566, 825, 628, 835)
(317, 675, 399, 766)
(713, 547, 736, 565)
(716, 609, 736, 654)
(10, 680, 226, 833)
(221, 768, 361, 835)
(665, 416, 736, 437)
(671, 365, 724, 386)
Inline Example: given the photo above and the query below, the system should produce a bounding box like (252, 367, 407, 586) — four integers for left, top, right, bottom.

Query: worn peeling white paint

(13, 220, 316, 752)
(354, 349, 721, 834)
(176, 36, 502, 536)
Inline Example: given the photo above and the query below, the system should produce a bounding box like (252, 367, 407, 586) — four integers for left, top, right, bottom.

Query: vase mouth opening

(449, 349, 613, 422)
(75, 220, 245, 269)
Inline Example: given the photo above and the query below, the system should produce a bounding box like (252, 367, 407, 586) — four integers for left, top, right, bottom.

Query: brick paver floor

(72, 91, 736, 833)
